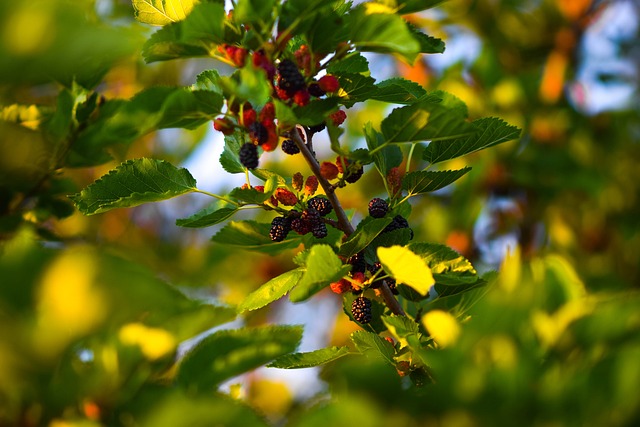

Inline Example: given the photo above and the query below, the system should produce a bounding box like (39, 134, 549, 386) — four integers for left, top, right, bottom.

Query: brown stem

(379, 283, 406, 316)
(291, 127, 406, 317)
(291, 128, 354, 235)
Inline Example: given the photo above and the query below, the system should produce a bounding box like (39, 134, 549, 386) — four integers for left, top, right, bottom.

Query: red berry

(259, 102, 276, 122)
(320, 162, 339, 180)
(330, 278, 351, 294)
(241, 109, 257, 127)
(293, 89, 310, 107)
(275, 188, 298, 206)
(292, 172, 304, 191)
(261, 128, 279, 152)
(213, 117, 234, 135)
(304, 176, 318, 196)
(318, 75, 340, 92)
(335, 156, 349, 174)
(329, 110, 346, 126)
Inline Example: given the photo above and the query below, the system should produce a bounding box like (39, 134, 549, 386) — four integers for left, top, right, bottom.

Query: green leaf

(177, 325, 303, 390)
(370, 78, 427, 104)
(350, 330, 395, 366)
(326, 53, 370, 74)
(377, 245, 434, 296)
(408, 23, 445, 54)
(194, 69, 224, 95)
(289, 244, 351, 302)
(237, 269, 304, 313)
(382, 315, 420, 341)
(375, 0, 447, 14)
(220, 65, 272, 108)
(423, 117, 521, 164)
(381, 98, 476, 144)
(228, 187, 271, 204)
(158, 89, 224, 129)
(347, 4, 421, 63)
(220, 133, 245, 174)
(408, 242, 479, 287)
(364, 123, 402, 177)
(235, 0, 275, 29)
(402, 167, 472, 195)
(142, 2, 226, 62)
(293, 98, 340, 126)
(211, 221, 303, 254)
(132, 0, 199, 25)
(70, 158, 196, 215)
(267, 346, 350, 369)
(339, 217, 393, 258)
(250, 168, 287, 186)
(335, 73, 378, 107)
(176, 206, 238, 228)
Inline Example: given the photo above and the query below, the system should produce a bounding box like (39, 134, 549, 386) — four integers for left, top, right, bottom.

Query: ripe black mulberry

(368, 198, 389, 218)
(281, 139, 300, 155)
(239, 143, 259, 169)
(307, 196, 332, 216)
(351, 296, 372, 324)
(269, 216, 291, 242)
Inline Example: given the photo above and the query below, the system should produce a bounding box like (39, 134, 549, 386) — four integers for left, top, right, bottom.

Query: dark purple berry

(383, 215, 413, 239)
(348, 252, 366, 274)
(307, 196, 332, 216)
(308, 122, 326, 134)
(269, 216, 291, 242)
(311, 221, 327, 239)
(351, 296, 372, 324)
(291, 217, 311, 235)
(249, 122, 269, 145)
(368, 198, 389, 218)
(345, 164, 364, 183)
(239, 143, 259, 169)
(308, 83, 326, 97)
(277, 59, 306, 96)
(281, 139, 300, 155)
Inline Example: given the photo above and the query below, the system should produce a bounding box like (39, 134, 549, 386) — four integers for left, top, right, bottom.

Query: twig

(290, 128, 406, 317)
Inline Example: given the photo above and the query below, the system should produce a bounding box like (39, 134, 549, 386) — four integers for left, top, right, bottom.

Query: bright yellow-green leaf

(377, 245, 434, 295)
(132, 0, 198, 26)
(422, 310, 460, 348)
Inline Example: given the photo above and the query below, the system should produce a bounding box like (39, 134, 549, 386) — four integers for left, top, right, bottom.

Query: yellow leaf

(132, 0, 199, 26)
(377, 246, 434, 295)
(422, 310, 460, 348)
(119, 323, 176, 360)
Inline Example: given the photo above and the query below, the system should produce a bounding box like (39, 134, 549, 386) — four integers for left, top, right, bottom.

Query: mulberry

(249, 122, 269, 145)
(368, 198, 389, 218)
(239, 143, 259, 169)
(269, 216, 291, 242)
(307, 196, 332, 216)
(281, 139, 300, 155)
(345, 164, 364, 183)
(351, 296, 372, 324)
(277, 59, 306, 96)
(308, 83, 325, 97)
(275, 188, 298, 206)
(383, 215, 413, 239)
(318, 75, 340, 92)
(311, 221, 328, 239)
(348, 252, 366, 274)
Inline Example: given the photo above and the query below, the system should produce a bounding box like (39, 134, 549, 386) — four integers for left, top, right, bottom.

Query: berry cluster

(212, 38, 347, 170)
(267, 179, 335, 242)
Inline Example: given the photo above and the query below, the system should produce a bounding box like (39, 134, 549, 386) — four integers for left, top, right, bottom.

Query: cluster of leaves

(68, 0, 519, 382)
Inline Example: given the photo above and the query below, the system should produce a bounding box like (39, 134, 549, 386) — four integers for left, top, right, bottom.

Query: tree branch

(291, 127, 406, 317)
(291, 128, 354, 235)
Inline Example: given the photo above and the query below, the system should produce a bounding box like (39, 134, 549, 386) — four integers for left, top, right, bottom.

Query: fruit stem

(290, 129, 354, 235)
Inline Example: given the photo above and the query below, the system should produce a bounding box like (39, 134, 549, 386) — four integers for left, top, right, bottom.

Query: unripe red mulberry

(330, 278, 351, 294)
(318, 75, 340, 92)
(292, 172, 304, 191)
(304, 176, 318, 196)
(329, 110, 347, 126)
(320, 162, 339, 180)
(275, 188, 298, 206)
(213, 117, 234, 135)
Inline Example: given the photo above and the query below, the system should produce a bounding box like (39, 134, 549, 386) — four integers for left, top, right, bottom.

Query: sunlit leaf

(132, 0, 199, 26)
(377, 245, 434, 295)
(289, 245, 351, 302)
(350, 330, 395, 366)
(402, 168, 472, 195)
(238, 269, 304, 313)
(267, 346, 350, 369)
(423, 117, 521, 164)
(176, 206, 238, 228)
(70, 158, 196, 215)
(422, 310, 460, 348)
